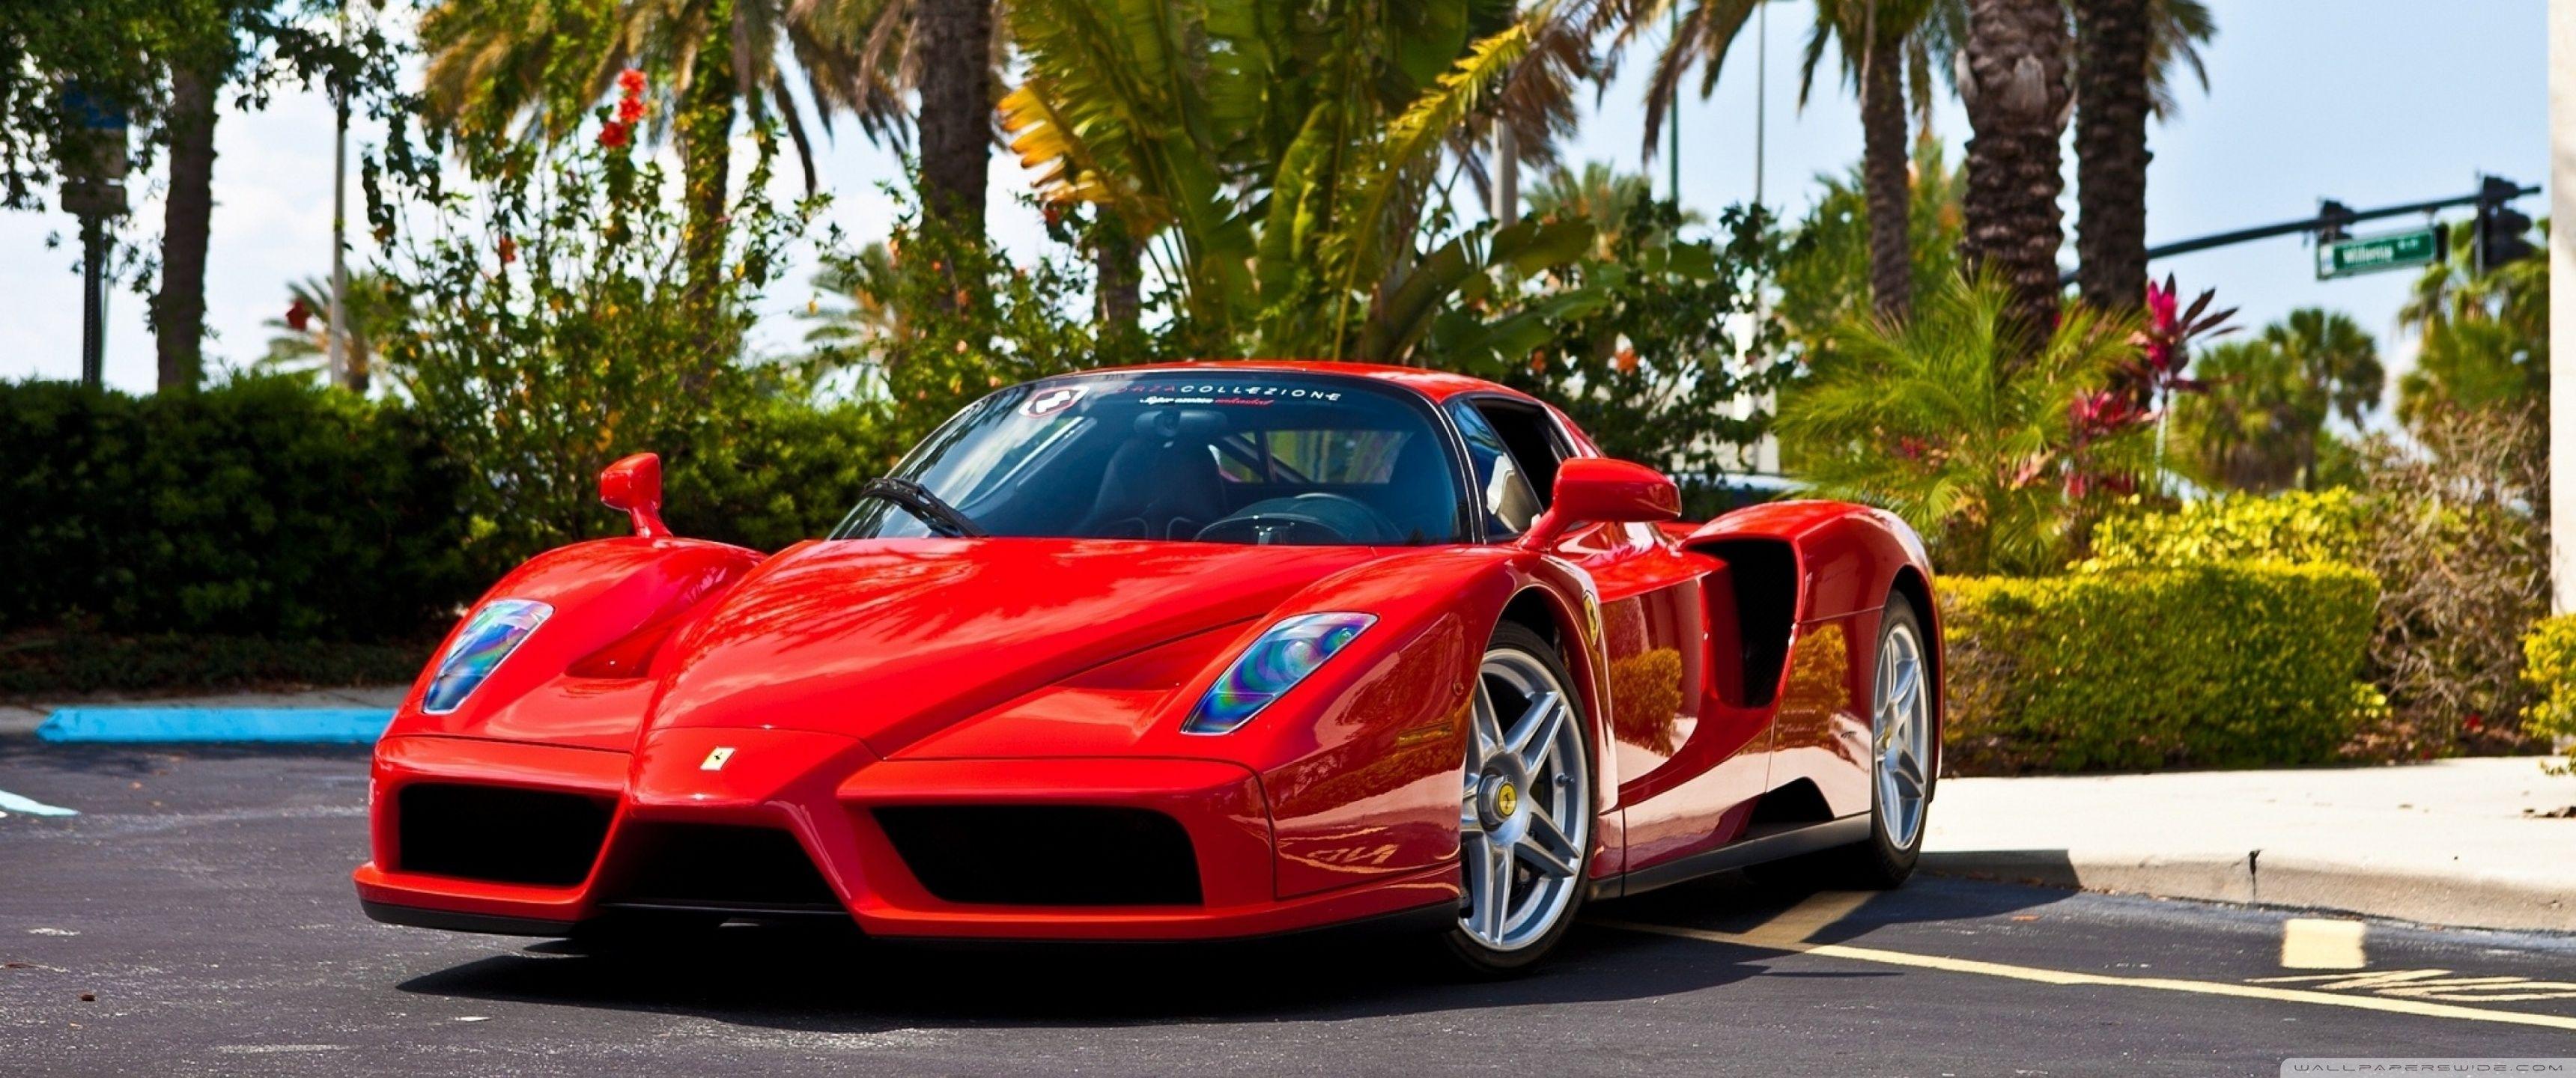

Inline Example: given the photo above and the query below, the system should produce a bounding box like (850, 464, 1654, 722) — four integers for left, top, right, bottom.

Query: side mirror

(1517, 457, 1680, 550)
(599, 452, 672, 539)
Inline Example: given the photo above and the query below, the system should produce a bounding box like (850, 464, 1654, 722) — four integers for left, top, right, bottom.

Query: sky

(0, 0, 2550, 431)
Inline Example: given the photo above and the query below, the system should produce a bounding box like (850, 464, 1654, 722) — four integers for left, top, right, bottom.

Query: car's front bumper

(353, 731, 1459, 941)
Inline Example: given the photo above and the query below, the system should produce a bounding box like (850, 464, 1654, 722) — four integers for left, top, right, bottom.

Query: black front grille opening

(605, 824, 842, 912)
(875, 806, 1203, 907)
(398, 783, 612, 886)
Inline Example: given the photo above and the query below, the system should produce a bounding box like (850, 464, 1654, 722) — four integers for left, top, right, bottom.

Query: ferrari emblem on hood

(700, 746, 735, 772)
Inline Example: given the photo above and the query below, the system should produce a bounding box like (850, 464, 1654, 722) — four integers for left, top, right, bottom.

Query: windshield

(833, 371, 1467, 545)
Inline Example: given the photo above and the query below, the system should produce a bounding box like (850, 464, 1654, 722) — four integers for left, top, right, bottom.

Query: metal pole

(1492, 122, 1519, 224)
(2551, 0, 2576, 614)
(1753, 0, 1767, 207)
(328, 91, 350, 389)
(1667, 1, 1680, 201)
(79, 213, 103, 389)
(326, 0, 351, 391)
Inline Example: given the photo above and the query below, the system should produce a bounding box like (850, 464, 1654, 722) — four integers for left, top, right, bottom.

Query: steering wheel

(1194, 493, 1403, 546)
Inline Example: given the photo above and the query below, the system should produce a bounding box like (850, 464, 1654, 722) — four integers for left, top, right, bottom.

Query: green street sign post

(2316, 226, 2444, 279)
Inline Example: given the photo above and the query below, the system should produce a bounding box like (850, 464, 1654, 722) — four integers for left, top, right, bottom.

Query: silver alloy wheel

(1458, 647, 1590, 952)
(1873, 620, 1932, 850)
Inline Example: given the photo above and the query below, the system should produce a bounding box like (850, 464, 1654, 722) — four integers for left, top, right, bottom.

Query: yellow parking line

(1593, 918, 2576, 1034)
(2279, 917, 2369, 970)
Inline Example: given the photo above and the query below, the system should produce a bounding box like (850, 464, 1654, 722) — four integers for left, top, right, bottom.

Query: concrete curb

(37, 707, 392, 744)
(1925, 849, 2576, 934)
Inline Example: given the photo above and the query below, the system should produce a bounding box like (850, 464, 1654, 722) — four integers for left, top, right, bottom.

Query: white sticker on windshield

(1021, 386, 1086, 418)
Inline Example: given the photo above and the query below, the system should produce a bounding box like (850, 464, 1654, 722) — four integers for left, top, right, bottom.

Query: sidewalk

(1925, 758, 2576, 934)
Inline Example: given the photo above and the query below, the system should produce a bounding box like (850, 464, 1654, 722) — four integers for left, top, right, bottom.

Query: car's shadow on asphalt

(394, 871, 2074, 1032)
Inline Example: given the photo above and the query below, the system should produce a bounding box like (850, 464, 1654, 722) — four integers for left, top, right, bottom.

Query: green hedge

(0, 377, 475, 642)
(1940, 562, 2385, 773)
(2519, 615, 2576, 753)
(0, 379, 893, 668)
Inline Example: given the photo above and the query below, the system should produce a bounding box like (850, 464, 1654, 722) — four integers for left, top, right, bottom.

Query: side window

(1446, 401, 1544, 538)
(1472, 400, 1569, 501)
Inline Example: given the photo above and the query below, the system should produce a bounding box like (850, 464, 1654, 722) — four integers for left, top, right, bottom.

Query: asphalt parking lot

(4, 741, 2573, 1077)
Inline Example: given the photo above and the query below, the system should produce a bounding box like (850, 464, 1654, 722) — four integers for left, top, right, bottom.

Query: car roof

(1057, 359, 1537, 406)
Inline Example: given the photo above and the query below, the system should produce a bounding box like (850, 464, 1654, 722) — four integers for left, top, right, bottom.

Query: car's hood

(643, 538, 1383, 753)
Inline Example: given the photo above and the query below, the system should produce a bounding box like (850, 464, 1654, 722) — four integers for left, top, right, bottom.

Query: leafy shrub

(1775, 273, 2151, 576)
(374, 105, 815, 578)
(0, 630, 429, 698)
(0, 377, 473, 641)
(2517, 615, 2576, 761)
(2083, 489, 2368, 569)
(1940, 563, 2384, 773)
(2087, 409, 2550, 757)
(663, 395, 890, 552)
(1430, 197, 1795, 481)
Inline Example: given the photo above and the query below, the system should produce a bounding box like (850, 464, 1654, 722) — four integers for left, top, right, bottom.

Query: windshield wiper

(859, 478, 988, 538)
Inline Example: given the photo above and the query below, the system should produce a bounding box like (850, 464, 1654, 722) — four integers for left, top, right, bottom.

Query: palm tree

(1524, 161, 1699, 257)
(1632, 0, 1940, 321)
(1000, 0, 1585, 361)
(419, 0, 932, 281)
(1775, 272, 2147, 576)
(1775, 136, 1963, 356)
(1956, 0, 2072, 334)
(909, 0, 994, 239)
(2171, 308, 2382, 493)
(2070, 0, 2214, 311)
(2395, 223, 2547, 431)
(258, 273, 403, 392)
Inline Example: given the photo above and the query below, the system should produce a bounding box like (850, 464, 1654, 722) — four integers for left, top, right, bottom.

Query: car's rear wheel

(1442, 622, 1594, 975)
(1839, 591, 1933, 888)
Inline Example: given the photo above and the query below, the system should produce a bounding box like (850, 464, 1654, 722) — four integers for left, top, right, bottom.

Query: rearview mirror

(1518, 457, 1680, 550)
(599, 452, 672, 539)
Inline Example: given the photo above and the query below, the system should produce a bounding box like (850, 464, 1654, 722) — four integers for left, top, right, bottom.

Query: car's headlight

(1183, 612, 1376, 734)
(422, 598, 553, 714)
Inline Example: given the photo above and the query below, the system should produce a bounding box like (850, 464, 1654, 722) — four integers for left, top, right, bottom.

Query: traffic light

(2315, 200, 2354, 242)
(2474, 174, 2536, 273)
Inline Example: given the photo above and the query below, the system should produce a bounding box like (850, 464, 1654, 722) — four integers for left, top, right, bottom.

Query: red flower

(496, 234, 517, 264)
(616, 68, 646, 97)
(598, 120, 631, 149)
(617, 94, 645, 124)
(285, 297, 312, 332)
(1614, 346, 1639, 374)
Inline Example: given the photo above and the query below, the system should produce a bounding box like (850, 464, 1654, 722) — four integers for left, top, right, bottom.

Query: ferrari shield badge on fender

(1021, 386, 1084, 418)
(700, 746, 735, 772)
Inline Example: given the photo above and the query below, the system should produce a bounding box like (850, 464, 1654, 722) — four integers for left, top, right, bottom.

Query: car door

(1448, 398, 1762, 873)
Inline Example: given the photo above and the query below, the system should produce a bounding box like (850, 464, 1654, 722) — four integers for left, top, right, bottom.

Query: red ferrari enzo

(356, 361, 1939, 972)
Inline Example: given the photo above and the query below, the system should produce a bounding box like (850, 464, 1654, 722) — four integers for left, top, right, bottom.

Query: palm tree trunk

(154, 60, 220, 392)
(1096, 228, 1140, 332)
(1959, 0, 2073, 335)
(914, 0, 993, 243)
(677, 0, 738, 300)
(1859, 38, 1911, 323)
(2072, 0, 2149, 312)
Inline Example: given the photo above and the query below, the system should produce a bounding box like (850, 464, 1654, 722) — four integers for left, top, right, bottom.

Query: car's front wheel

(1443, 622, 1594, 975)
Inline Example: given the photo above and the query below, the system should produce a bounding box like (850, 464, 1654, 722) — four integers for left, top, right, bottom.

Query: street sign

(2316, 227, 2443, 279)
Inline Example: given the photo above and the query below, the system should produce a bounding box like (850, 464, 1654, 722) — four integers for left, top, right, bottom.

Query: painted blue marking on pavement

(37, 708, 394, 744)
(0, 789, 78, 817)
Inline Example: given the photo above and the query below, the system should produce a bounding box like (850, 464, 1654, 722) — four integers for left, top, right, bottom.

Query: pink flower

(2146, 274, 2178, 332)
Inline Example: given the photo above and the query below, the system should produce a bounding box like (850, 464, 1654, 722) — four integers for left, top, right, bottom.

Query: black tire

(1440, 621, 1596, 976)
(1830, 591, 1932, 889)
(1745, 591, 1932, 891)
